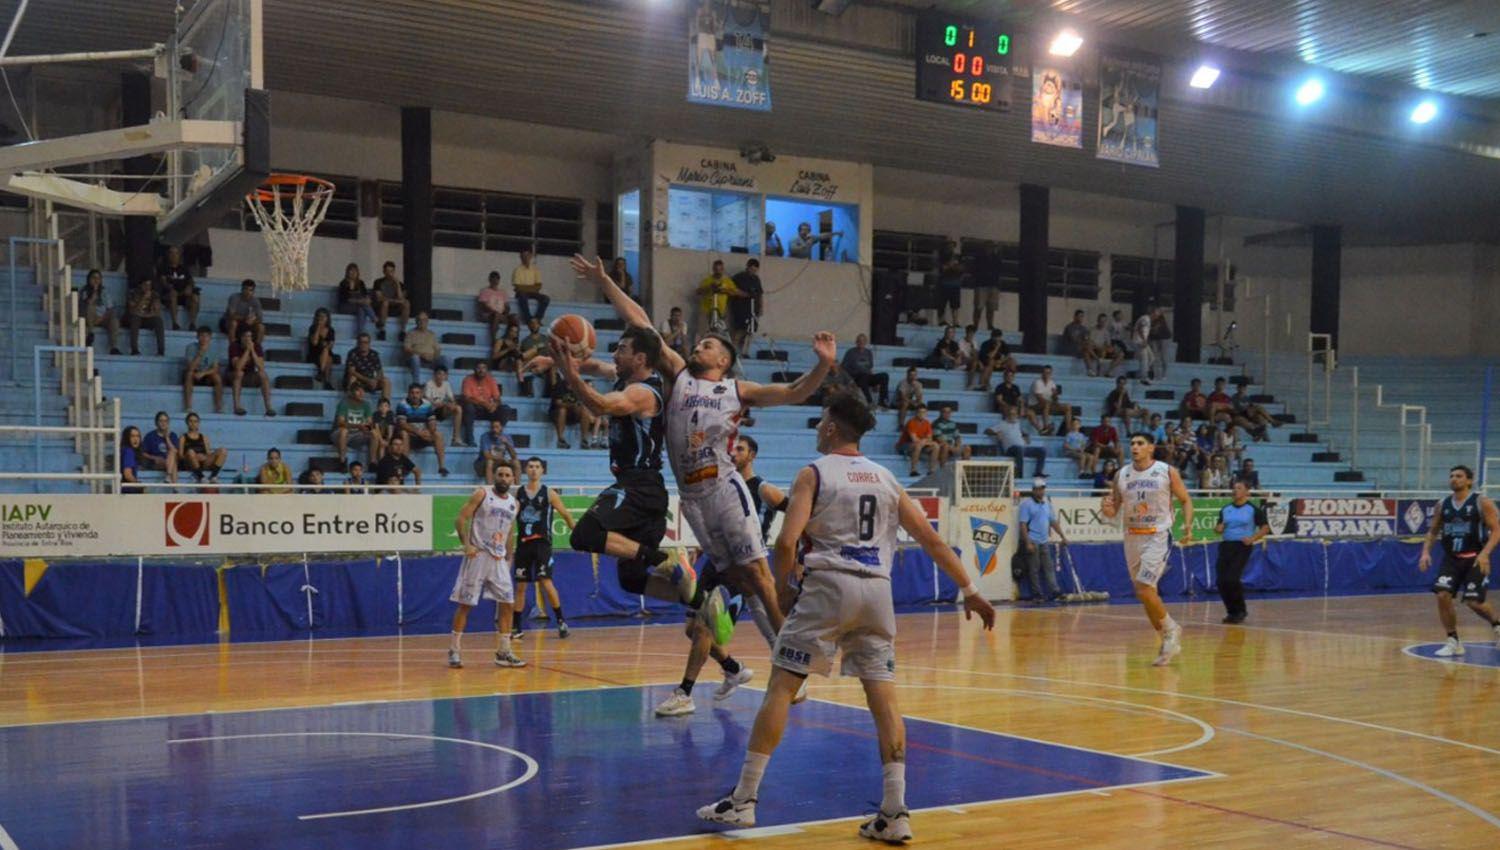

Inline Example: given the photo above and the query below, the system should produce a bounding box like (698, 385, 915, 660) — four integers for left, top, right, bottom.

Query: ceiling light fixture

(1189, 64, 1221, 89)
(1294, 78, 1325, 106)
(1048, 29, 1083, 57)
(1409, 99, 1438, 124)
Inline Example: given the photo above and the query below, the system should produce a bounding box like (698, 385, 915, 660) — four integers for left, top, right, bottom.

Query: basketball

(550, 313, 597, 359)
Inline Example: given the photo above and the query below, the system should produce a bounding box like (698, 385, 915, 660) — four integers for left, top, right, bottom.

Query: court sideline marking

(0, 821, 19, 850)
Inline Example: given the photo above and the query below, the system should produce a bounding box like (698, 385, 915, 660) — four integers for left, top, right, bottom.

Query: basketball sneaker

(655, 548, 698, 605)
(654, 688, 696, 717)
(1493, 624, 1500, 648)
(1435, 637, 1466, 657)
(859, 809, 913, 843)
(447, 650, 463, 669)
(713, 666, 754, 701)
(1152, 622, 1182, 667)
(494, 650, 527, 668)
(698, 585, 735, 646)
(558, 621, 570, 639)
(697, 793, 756, 827)
(510, 626, 524, 639)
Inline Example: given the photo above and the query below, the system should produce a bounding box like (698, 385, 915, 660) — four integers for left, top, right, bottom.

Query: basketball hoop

(245, 173, 335, 293)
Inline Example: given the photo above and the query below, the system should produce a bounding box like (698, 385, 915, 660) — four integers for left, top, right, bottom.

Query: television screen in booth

(914, 12, 1018, 111)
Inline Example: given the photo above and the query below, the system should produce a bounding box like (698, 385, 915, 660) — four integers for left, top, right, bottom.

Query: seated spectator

(220, 278, 265, 345)
(969, 329, 1015, 391)
(1092, 458, 1119, 492)
(1217, 422, 1245, 464)
(1195, 424, 1217, 468)
(337, 263, 377, 338)
(424, 366, 466, 447)
(370, 397, 396, 458)
(661, 307, 689, 361)
(403, 311, 449, 384)
(729, 258, 763, 355)
(985, 406, 1046, 477)
(992, 369, 1024, 416)
(956, 325, 979, 371)
(819, 361, 858, 400)
(895, 366, 924, 426)
(1233, 458, 1261, 491)
(1170, 417, 1202, 471)
(461, 361, 508, 446)
(517, 317, 548, 397)
(1104, 376, 1148, 430)
(1085, 313, 1124, 378)
(477, 270, 511, 343)
(1179, 378, 1209, 420)
(332, 384, 381, 467)
(925, 325, 961, 370)
(140, 410, 180, 484)
(547, 367, 596, 450)
(932, 405, 972, 466)
(119, 426, 143, 494)
(396, 383, 450, 477)
(297, 467, 325, 494)
(1199, 454, 1231, 492)
(1230, 384, 1279, 439)
(610, 256, 635, 301)
(842, 334, 889, 408)
(1027, 365, 1062, 435)
(257, 447, 292, 493)
(1207, 377, 1235, 425)
(79, 268, 122, 354)
(1146, 412, 1170, 461)
(227, 327, 275, 417)
(489, 320, 522, 373)
(344, 332, 392, 400)
(178, 412, 227, 481)
(1087, 414, 1122, 463)
(372, 260, 411, 341)
(306, 307, 337, 390)
(1061, 416, 1095, 475)
(512, 248, 549, 324)
(156, 245, 200, 331)
(344, 460, 370, 494)
(1061, 309, 1091, 369)
(181, 325, 224, 413)
(697, 259, 739, 334)
(897, 404, 940, 477)
(473, 418, 519, 484)
(375, 434, 421, 491)
(126, 277, 166, 356)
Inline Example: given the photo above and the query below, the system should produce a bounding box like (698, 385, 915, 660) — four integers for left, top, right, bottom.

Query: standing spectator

(79, 269, 123, 354)
(932, 405, 972, 466)
(511, 248, 549, 323)
(125, 278, 166, 356)
(547, 367, 595, 450)
(1061, 416, 1095, 475)
(227, 326, 274, 417)
(181, 326, 224, 413)
(969, 329, 1015, 391)
(696, 259, 739, 335)
(489, 321, 522, 373)
(729, 257, 763, 355)
(1148, 306, 1171, 378)
(763, 222, 783, 257)
(1061, 310, 1091, 370)
(661, 306, 689, 360)
(1104, 376, 1149, 430)
(895, 366, 924, 427)
(992, 368, 1024, 416)
(305, 307, 337, 390)
(1233, 458, 1261, 491)
(178, 412, 227, 481)
(332, 384, 381, 467)
(985, 407, 1047, 477)
(1086, 313, 1124, 378)
(375, 435, 420, 491)
(139, 410, 180, 484)
(337, 263, 376, 338)
(1108, 309, 1131, 355)
(460, 361, 507, 446)
(926, 325, 961, 369)
(257, 447, 292, 493)
(971, 245, 1000, 330)
(220, 278, 265, 345)
(609, 257, 635, 301)
(841, 334, 889, 408)
(898, 404, 940, 477)
(344, 332, 392, 400)
(1132, 309, 1157, 383)
(396, 383, 451, 477)
(344, 460, 370, 494)
(119, 426, 143, 493)
(478, 270, 512, 344)
(372, 260, 411, 341)
(424, 366, 466, 446)
(789, 221, 840, 261)
(297, 467, 326, 494)
(1017, 479, 1067, 602)
(1207, 377, 1236, 425)
(1179, 378, 1210, 420)
(403, 311, 449, 384)
(1086, 414, 1122, 464)
(156, 245, 200, 330)
(935, 240, 963, 326)
(474, 418, 519, 484)
(1027, 365, 1063, 435)
(1214, 480, 1270, 624)
(517, 317, 548, 397)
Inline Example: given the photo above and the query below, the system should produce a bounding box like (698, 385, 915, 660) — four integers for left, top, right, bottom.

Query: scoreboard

(914, 13, 1018, 111)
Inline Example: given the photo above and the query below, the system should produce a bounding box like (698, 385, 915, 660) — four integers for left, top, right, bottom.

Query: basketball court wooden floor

(1, 594, 1497, 850)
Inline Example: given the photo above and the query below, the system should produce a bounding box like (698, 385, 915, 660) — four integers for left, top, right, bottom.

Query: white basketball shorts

(450, 550, 514, 607)
(772, 569, 897, 682)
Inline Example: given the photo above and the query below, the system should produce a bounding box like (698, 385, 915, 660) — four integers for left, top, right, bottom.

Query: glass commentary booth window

(765, 197, 858, 263)
(668, 187, 762, 254)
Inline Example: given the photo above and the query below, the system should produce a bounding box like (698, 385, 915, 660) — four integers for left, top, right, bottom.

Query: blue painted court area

(0, 685, 1211, 850)
(1404, 642, 1500, 668)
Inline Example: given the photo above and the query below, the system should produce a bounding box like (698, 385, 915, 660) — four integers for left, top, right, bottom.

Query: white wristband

(960, 583, 979, 598)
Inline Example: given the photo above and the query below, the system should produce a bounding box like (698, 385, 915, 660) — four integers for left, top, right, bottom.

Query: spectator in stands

(375, 434, 420, 491)
(1199, 453, 1231, 492)
(126, 278, 166, 356)
(1062, 310, 1091, 369)
(662, 306, 689, 360)
(305, 307, 336, 390)
(1108, 309, 1131, 357)
(332, 384, 380, 468)
(396, 383, 451, 477)
(139, 410, 180, 484)
(297, 467, 325, 494)
(474, 418, 519, 484)
(156, 245, 200, 331)
(370, 397, 395, 459)
(1148, 306, 1171, 378)
(1217, 422, 1245, 465)
(1028, 365, 1062, 435)
(512, 248, 549, 324)
(898, 404, 939, 477)
(344, 332, 392, 401)
(934, 240, 963, 326)
(424, 366, 466, 447)
(1132, 309, 1156, 383)
(969, 328, 1015, 391)
(764, 222, 783, 257)
(477, 270, 512, 344)
(842, 334, 889, 408)
(79, 269, 123, 354)
(729, 258, 762, 355)
(932, 405, 972, 466)
(1170, 417, 1202, 471)
(819, 361, 858, 399)
(517, 317, 548, 397)
(1086, 313, 1124, 378)
(1207, 377, 1235, 425)
(985, 406, 1047, 477)
(178, 412, 227, 481)
(547, 367, 595, 450)
(181, 326, 224, 413)
(221, 278, 265, 345)
(956, 324, 979, 372)
(1104, 376, 1149, 429)
(790, 222, 841, 262)
(1092, 458, 1119, 492)
(895, 366, 924, 427)
(1017, 478, 1067, 603)
(1195, 424, 1217, 469)
(1179, 378, 1209, 420)
(1061, 416, 1095, 475)
(1087, 413, 1121, 464)
(992, 368, 1023, 416)
(1230, 384, 1277, 440)
(926, 325, 961, 370)
(461, 361, 507, 446)
(337, 263, 376, 338)
(403, 311, 449, 384)
(228, 326, 274, 417)
(697, 259, 739, 334)
(119, 426, 143, 493)
(489, 320, 522, 374)
(971, 246, 999, 330)
(1147, 412, 1171, 460)
(609, 257, 635, 301)
(256, 447, 292, 493)
(372, 260, 411, 341)
(344, 460, 369, 494)
(1233, 458, 1261, 490)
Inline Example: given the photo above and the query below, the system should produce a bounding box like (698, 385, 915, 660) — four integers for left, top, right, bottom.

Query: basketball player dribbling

(1101, 431, 1193, 666)
(1418, 464, 1500, 655)
(448, 464, 524, 669)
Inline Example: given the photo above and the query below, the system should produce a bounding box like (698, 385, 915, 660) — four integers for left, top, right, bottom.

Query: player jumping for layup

(697, 392, 995, 842)
(1418, 464, 1500, 655)
(1101, 431, 1193, 666)
(448, 464, 523, 668)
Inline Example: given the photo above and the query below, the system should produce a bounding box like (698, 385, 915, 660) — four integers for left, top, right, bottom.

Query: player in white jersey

(570, 253, 836, 646)
(1101, 431, 1194, 666)
(447, 464, 525, 669)
(698, 392, 996, 843)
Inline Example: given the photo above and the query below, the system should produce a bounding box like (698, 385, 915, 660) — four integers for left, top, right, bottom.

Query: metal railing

(1305, 332, 1334, 434)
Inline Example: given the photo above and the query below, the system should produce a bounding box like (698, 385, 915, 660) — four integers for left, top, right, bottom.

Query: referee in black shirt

(1214, 480, 1271, 623)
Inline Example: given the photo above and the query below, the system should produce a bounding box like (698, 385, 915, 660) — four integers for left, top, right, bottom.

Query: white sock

(498, 634, 511, 655)
(449, 631, 461, 652)
(881, 762, 907, 813)
(733, 751, 770, 802)
(1163, 615, 1178, 633)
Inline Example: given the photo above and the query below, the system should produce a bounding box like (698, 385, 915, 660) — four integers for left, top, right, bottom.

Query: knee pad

(569, 514, 607, 554)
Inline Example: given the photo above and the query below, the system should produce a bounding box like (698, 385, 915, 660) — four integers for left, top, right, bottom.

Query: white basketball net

(245, 175, 334, 293)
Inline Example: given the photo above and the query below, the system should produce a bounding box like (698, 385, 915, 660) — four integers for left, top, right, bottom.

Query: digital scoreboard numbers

(914, 13, 1016, 111)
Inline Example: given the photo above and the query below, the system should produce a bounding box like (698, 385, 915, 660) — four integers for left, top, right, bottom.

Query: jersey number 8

(857, 494, 877, 541)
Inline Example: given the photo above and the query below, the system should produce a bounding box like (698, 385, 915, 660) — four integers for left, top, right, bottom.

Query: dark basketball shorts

(1432, 553, 1488, 603)
(582, 470, 668, 549)
(512, 539, 554, 582)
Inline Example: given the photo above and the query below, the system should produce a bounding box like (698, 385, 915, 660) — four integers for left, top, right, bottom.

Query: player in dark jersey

(1418, 464, 1500, 656)
(510, 456, 576, 639)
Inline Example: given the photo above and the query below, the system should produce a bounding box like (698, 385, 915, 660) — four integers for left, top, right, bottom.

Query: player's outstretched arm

(897, 490, 996, 629)
(551, 338, 659, 419)
(771, 467, 817, 607)
(524, 354, 618, 382)
(1168, 465, 1194, 544)
(738, 332, 837, 408)
(570, 254, 651, 329)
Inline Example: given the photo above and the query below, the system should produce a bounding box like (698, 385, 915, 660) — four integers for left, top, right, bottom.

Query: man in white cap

(1017, 477, 1068, 603)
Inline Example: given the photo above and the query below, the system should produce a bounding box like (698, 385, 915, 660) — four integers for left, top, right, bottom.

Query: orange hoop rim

(250, 173, 335, 202)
